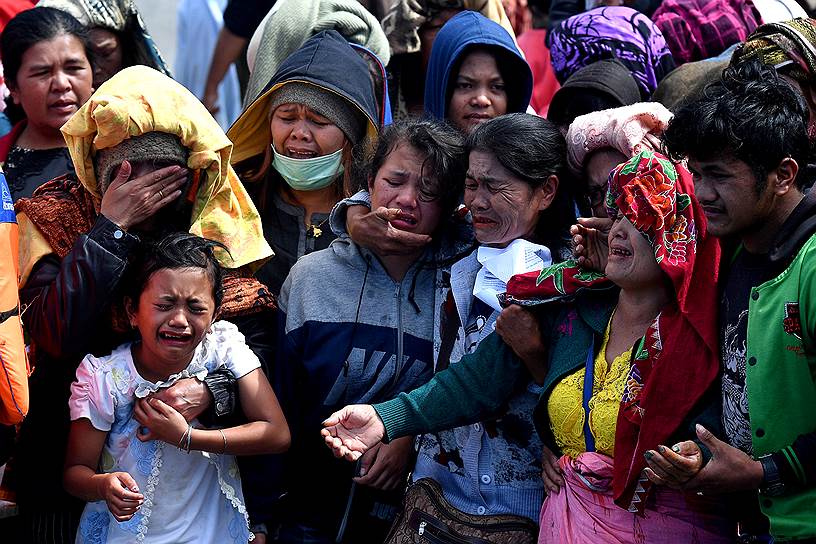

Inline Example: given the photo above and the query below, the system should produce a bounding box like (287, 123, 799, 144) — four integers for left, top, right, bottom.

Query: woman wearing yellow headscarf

(10, 65, 274, 544)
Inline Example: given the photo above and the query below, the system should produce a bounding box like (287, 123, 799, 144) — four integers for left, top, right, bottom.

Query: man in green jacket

(650, 59, 816, 542)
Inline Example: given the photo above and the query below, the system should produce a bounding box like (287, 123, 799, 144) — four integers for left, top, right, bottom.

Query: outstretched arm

(322, 332, 527, 460)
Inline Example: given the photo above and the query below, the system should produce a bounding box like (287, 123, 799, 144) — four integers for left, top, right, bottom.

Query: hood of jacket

(770, 190, 816, 264)
(423, 11, 532, 121)
(228, 30, 379, 166)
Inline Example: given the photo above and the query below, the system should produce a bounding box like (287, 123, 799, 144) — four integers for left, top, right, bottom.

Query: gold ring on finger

(159, 189, 164, 199)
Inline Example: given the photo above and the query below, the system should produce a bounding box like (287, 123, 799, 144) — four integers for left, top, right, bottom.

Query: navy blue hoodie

(228, 29, 379, 165)
(424, 11, 533, 122)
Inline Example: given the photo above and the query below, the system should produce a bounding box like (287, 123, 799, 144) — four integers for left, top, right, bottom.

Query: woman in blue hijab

(424, 10, 533, 133)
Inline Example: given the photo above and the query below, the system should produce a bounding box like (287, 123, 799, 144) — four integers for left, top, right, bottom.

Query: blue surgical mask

(271, 147, 344, 191)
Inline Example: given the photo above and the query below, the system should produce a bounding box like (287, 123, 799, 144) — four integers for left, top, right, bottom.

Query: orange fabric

(0, 171, 29, 425)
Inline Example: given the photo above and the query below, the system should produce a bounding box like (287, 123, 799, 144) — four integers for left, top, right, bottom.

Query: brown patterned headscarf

(731, 18, 816, 84)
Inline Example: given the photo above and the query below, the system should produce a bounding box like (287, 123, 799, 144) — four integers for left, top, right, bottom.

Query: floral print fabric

(606, 150, 695, 267)
(505, 150, 722, 513)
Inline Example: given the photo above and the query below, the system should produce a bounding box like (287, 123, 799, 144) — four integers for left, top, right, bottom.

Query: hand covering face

(60, 66, 271, 271)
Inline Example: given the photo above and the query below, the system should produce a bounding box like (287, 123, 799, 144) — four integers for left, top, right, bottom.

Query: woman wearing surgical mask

(229, 30, 379, 295)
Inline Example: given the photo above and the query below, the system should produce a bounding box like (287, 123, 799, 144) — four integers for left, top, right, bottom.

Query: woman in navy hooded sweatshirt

(423, 10, 533, 133)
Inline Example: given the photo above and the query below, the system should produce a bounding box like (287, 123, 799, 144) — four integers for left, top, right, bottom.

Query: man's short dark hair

(663, 59, 811, 191)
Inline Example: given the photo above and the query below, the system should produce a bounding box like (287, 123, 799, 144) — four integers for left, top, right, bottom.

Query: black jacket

(12, 213, 251, 510)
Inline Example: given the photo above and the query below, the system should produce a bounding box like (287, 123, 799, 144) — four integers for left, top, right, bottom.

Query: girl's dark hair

(354, 118, 466, 221)
(466, 113, 576, 255)
(1, 7, 92, 87)
(125, 233, 228, 313)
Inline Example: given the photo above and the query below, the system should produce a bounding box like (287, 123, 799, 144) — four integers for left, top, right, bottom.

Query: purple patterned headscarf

(549, 7, 675, 98)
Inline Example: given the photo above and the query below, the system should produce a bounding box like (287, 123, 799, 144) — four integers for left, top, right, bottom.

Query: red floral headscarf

(606, 150, 697, 267)
(507, 149, 721, 513)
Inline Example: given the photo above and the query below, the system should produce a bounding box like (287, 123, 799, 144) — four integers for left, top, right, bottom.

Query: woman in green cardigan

(322, 150, 736, 543)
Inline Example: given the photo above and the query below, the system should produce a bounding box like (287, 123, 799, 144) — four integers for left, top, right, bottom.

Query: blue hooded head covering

(424, 11, 533, 121)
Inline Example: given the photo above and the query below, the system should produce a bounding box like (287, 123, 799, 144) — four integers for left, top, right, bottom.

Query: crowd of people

(0, 0, 815, 543)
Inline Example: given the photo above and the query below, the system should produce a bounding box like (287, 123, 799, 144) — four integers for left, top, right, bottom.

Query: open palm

(321, 404, 386, 461)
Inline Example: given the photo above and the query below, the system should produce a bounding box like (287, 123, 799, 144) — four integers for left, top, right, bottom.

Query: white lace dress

(69, 321, 259, 543)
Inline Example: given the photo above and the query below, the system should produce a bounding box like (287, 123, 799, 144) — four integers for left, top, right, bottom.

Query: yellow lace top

(547, 319, 632, 459)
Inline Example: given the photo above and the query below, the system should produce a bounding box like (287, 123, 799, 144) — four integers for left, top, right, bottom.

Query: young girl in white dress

(64, 233, 290, 543)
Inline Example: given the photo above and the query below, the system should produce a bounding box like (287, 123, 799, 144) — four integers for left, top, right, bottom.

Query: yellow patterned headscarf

(60, 65, 272, 270)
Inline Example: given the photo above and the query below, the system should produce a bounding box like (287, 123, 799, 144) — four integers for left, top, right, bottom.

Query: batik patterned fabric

(731, 17, 816, 84)
(652, 0, 760, 65)
(548, 6, 676, 97)
(505, 150, 721, 513)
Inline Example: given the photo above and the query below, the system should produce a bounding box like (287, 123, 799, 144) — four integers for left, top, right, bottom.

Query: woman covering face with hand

(12, 65, 273, 544)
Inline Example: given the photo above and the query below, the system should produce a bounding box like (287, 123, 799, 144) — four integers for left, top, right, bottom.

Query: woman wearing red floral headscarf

(322, 150, 738, 543)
